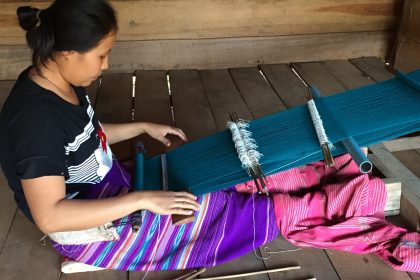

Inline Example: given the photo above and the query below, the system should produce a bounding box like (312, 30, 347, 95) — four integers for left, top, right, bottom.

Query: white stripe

(65, 105, 95, 155)
(66, 153, 101, 184)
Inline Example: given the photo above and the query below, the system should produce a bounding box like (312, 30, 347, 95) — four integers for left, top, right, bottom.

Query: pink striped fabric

(236, 153, 420, 273)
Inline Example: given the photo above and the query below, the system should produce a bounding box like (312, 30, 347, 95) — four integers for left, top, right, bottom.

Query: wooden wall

(393, 0, 420, 72)
(0, 0, 403, 79)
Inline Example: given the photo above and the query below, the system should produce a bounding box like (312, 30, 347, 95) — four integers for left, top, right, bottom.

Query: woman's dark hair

(17, 0, 117, 72)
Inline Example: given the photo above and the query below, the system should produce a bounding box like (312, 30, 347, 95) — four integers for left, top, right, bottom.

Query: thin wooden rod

(197, 266, 301, 280)
(183, 268, 207, 280)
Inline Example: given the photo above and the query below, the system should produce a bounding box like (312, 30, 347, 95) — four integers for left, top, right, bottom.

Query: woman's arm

(22, 176, 200, 234)
(102, 122, 187, 146)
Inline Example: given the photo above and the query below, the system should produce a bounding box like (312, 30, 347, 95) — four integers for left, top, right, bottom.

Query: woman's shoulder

(3, 68, 49, 108)
(1, 79, 58, 130)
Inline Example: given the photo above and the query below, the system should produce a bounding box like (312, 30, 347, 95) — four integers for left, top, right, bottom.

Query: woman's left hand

(144, 123, 188, 147)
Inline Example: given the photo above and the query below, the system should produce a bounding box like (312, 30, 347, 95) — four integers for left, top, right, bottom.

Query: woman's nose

(102, 56, 109, 70)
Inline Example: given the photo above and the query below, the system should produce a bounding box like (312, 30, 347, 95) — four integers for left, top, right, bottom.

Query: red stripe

(107, 230, 134, 268)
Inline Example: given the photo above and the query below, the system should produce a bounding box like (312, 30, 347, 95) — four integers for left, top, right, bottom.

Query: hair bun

(17, 6, 40, 31)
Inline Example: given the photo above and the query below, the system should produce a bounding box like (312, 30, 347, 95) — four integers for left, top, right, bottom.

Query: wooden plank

(0, 211, 61, 280)
(78, 31, 395, 73)
(0, 80, 15, 111)
(199, 69, 253, 130)
(349, 56, 394, 82)
(394, 37, 420, 72)
(169, 70, 217, 141)
(383, 178, 402, 216)
(133, 70, 174, 158)
(198, 68, 268, 279)
(259, 64, 308, 108)
(61, 269, 127, 280)
(0, 169, 17, 253)
(321, 59, 373, 88)
(130, 269, 200, 280)
(410, 271, 420, 280)
(326, 250, 412, 280)
(0, 31, 394, 80)
(393, 150, 420, 179)
(292, 61, 350, 94)
(293, 59, 414, 280)
(0, 81, 19, 253)
(0, 45, 30, 80)
(259, 238, 340, 280)
(383, 136, 420, 152)
(393, 0, 420, 72)
(0, 0, 402, 45)
(404, 0, 420, 42)
(229, 67, 286, 119)
(369, 148, 420, 232)
(94, 73, 133, 161)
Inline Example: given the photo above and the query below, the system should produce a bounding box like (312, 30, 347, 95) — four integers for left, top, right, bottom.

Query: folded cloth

(236, 153, 420, 273)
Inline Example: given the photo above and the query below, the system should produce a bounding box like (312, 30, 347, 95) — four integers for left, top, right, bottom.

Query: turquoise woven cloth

(136, 70, 420, 195)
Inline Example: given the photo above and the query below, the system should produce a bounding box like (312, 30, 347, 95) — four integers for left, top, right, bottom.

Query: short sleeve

(9, 104, 69, 179)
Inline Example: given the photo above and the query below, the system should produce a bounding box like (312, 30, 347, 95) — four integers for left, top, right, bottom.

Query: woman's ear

(60, 50, 76, 58)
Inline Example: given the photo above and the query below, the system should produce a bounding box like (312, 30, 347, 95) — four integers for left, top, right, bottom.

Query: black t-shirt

(0, 67, 113, 222)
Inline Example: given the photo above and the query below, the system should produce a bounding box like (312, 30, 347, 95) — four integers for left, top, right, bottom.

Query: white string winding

(227, 120, 262, 172)
(307, 100, 334, 150)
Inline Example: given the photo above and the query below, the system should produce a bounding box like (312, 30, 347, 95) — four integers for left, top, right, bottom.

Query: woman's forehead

(94, 32, 116, 52)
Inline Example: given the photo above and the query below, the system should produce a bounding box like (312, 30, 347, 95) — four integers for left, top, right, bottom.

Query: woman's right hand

(138, 191, 201, 215)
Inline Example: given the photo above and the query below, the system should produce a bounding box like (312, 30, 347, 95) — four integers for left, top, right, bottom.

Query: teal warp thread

(134, 152, 144, 191)
(136, 70, 420, 195)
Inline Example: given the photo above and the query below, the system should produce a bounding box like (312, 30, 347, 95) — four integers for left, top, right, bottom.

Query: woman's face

(56, 31, 116, 87)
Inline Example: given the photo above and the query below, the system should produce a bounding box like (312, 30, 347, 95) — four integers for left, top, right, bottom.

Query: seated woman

(0, 0, 418, 274)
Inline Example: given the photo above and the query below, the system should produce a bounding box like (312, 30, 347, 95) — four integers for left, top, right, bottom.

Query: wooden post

(392, 0, 420, 71)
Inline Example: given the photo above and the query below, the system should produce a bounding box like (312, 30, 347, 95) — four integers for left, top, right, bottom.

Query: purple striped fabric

(53, 161, 279, 271)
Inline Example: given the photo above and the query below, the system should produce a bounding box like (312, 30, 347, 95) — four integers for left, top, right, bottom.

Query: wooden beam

(383, 178, 402, 216)
(94, 73, 133, 161)
(0, 31, 394, 80)
(349, 56, 394, 82)
(383, 136, 420, 152)
(0, 45, 30, 81)
(394, 36, 420, 72)
(0, 0, 402, 45)
(392, 0, 420, 71)
(396, 0, 420, 42)
(369, 144, 420, 231)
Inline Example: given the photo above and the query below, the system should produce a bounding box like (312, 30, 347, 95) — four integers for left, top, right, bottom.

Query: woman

(0, 0, 418, 274)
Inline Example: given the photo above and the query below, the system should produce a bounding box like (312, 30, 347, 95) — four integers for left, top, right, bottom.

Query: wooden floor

(0, 57, 419, 280)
